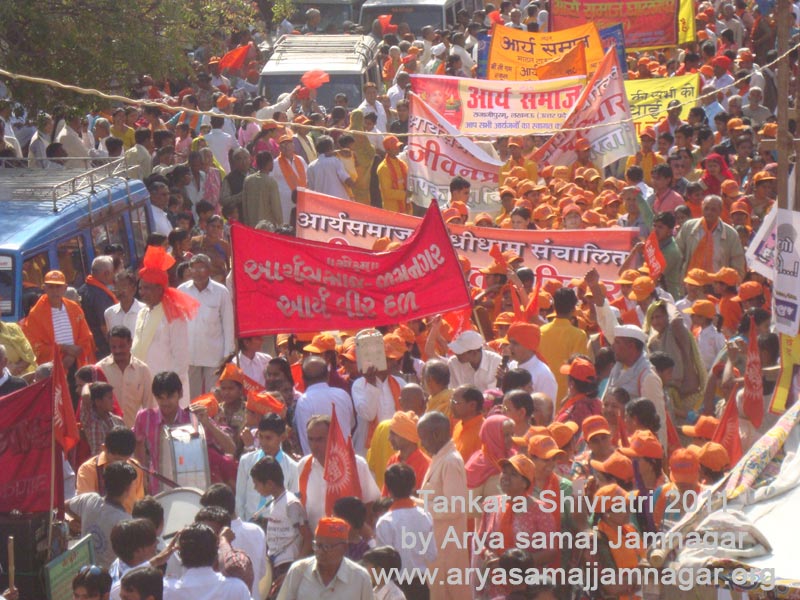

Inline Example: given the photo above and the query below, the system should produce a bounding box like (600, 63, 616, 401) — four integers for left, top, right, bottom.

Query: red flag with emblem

(643, 230, 666, 281)
(53, 347, 80, 452)
(742, 318, 764, 428)
(324, 406, 362, 515)
(712, 389, 743, 465)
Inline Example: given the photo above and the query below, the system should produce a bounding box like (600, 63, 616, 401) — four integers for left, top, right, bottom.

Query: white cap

(613, 324, 647, 344)
(431, 43, 447, 56)
(447, 330, 485, 354)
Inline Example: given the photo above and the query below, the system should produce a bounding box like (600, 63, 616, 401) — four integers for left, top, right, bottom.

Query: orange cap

(720, 179, 740, 196)
(498, 454, 536, 492)
(681, 415, 719, 439)
(218, 363, 246, 385)
(191, 393, 220, 418)
(479, 261, 507, 275)
(533, 204, 555, 221)
(758, 123, 778, 138)
(628, 276, 656, 301)
(590, 451, 634, 483)
(593, 483, 629, 503)
(393, 324, 416, 344)
(339, 337, 357, 362)
(696, 441, 730, 471)
(618, 430, 664, 459)
(640, 126, 656, 140)
(44, 270, 67, 285)
(575, 138, 591, 151)
(559, 357, 597, 383)
(499, 186, 516, 198)
(384, 333, 407, 359)
(562, 203, 582, 217)
(474, 212, 494, 226)
(669, 448, 700, 484)
(493, 311, 516, 327)
(508, 136, 524, 148)
(457, 254, 472, 274)
(527, 434, 565, 459)
(304, 333, 337, 354)
(547, 421, 579, 448)
(712, 267, 740, 287)
(727, 117, 745, 131)
(614, 269, 641, 285)
(582, 415, 611, 441)
(372, 237, 391, 251)
(683, 268, 711, 286)
(316, 517, 350, 540)
(753, 170, 777, 184)
(442, 207, 462, 223)
(730, 200, 751, 215)
(450, 201, 469, 218)
(732, 281, 764, 302)
(682, 299, 717, 320)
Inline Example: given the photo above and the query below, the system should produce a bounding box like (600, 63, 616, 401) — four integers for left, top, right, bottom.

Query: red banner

(231, 202, 471, 336)
(324, 406, 361, 515)
(643, 231, 666, 282)
(295, 188, 638, 294)
(0, 378, 55, 512)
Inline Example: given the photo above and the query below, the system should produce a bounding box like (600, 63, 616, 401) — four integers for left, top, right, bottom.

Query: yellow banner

(487, 23, 604, 81)
(678, 0, 697, 44)
(624, 74, 699, 136)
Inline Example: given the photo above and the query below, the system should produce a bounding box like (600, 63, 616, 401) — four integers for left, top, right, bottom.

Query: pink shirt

(133, 407, 191, 490)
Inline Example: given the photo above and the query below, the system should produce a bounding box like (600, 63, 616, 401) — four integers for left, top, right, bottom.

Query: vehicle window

(92, 216, 130, 266)
(294, 3, 354, 32)
(57, 236, 89, 289)
(362, 6, 444, 33)
(131, 206, 149, 261)
(22, 252, 49, 290)
(0, 255, 13, 317)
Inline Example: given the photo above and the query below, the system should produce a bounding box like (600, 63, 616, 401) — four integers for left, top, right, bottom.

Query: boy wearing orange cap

(278, 516, 374, 598)
(683, 300, 726, 369)
(652, 448, 701, 530)
(692, 441, 730, 484)
(507, 322, 558, 406)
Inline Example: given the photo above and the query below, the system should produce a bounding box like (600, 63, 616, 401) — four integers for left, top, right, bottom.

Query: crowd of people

(0, 1, 795, 599)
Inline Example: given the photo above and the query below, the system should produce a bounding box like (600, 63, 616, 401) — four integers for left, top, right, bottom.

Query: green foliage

(0, 0, 260, 111)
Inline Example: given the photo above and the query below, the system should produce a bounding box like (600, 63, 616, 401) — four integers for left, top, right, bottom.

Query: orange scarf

(597, 520, 644, 600)
(389, 497, 417, 511)
(85, 275, 118, 304)
(278, 154, 307, 191)
(299, 457, 313, 508)
(498, 498, 518, 552)
(384, 155, 407, 190)
(366, 376, 403, 448)
(555, 393, 587, 421)
(688, 219, 715, 272)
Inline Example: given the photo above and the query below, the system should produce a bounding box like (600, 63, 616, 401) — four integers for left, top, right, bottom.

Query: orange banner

(295, 188, 638, 293)
(487, 22, 603, 80)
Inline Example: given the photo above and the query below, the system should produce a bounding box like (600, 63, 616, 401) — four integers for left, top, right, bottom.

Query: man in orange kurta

(24, 270, 96, 368)
(451, 384, 485, 463)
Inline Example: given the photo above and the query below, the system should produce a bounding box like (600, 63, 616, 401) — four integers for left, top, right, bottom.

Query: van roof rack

(0, 157, 133, 213)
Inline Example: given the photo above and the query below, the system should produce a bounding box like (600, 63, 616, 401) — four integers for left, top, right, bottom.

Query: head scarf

(701, 153, 735, 196)
(465, 414, 514, 488)
(389, 410, 420, 443)
(138, 246, 199, 323)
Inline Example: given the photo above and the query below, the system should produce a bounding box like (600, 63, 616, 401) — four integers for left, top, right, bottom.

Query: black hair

(653, 211, 676, 229)
(649, 351, 675, 373)
(250, 455, 285, 486)
(195, 199, 214, 215)
(594, 347, 616, 373)
(210, 115, 225, 129)
(195, 505, 232, 528)
(134, 127, 152, 145)
(459, 385, 484, 411)
(449, 175, 471, 192)
(103, 461, 138, 498)
(152, 371, 182, 397)
(610, 386, 632, 406)
(109, 325, 133, 341)
(146, 232, 168, 247)
(258, 413, 287, 434)
(625, 398, 661, 433)
(256, 150, 273, 170)
(501, 367, 532, 393)
(89, 381, 114, 405)
(737, 307, 771, 336)
(332, 496, 367, 529)
(111, 519, 157, 565)
(267, 357, 294, 386)
(132, 496, 165, 530)
(651, 163, 673, 180)
(121, 566, 163, 600)
(72, 566, 112, 596)
(503, 389, 534, 418)
(178, 524, 218, 568)
(384, 463, 416, 498)
(200, 483, 236, 515)
(362, 546, 402, 579)
(105, 426, 136, 456)
(552, 287, 578, 316)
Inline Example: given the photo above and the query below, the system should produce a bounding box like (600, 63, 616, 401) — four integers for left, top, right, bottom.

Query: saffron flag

(0, 378, 58, 512)
(665, 412, 682, 458)
(442, 307, 476, 338)
(534, 48, 637, 169)
(232, 199, 472, 336)
(324, 406, 362, 515)
(53, 347, 80, 452)
(535, 42, 587, 80)
(743, 318, 764, 428)
(219, 43, 252, 71)
(712, 390, 744, 466)
(643, 231, 667, 281)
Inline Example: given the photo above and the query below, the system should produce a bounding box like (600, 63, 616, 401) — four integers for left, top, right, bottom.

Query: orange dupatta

(278, 154, 307, 191)
(298, 457, 313, 508)
(688, 220, 715, 272)
(85, 275, 118, 304)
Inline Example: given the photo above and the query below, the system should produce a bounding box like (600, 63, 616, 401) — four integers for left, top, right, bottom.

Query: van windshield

(0, 254, 13, 318)
(294, 3, 355, 32)
(361, 5, 443, 33)
(261, 74, 364, 111)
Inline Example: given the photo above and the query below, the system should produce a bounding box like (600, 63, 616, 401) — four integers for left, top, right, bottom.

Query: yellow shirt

(366, 419, 393, 489)
(426, 388, 453, 418)
(624, 152, 665, 185)
(539, 317, 591, 404)
(376, 156, 409, 214)
(110, 125, 136, 150)
(453, 414, 484, 464)
(500, 157, 538, 185)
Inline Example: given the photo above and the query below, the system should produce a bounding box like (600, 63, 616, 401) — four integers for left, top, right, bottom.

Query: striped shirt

(51, 305, 75, 345)
(133, 407, 191, 491)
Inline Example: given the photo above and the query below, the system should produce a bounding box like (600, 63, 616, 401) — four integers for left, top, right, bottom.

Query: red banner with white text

(295, 188, 638, 294)
(231, 202, 471, 336)
(0, 378, 56, 512)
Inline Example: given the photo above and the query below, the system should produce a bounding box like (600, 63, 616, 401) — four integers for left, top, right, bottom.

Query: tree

(0, 0, 260, 110)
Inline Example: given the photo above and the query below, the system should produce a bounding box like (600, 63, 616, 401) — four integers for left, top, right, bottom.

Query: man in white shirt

(356, 82, 387, 132)
(235, 336, 271, 387)
(204, 115, 238, 173)
(276, 516, 373, 600)
(717, 3, 746, 48)
(294, 357, 356, 455)
(200, 483, 266, 600)
(163, 523, 251, 600)
(450, 32, 475, 71)
(56, 112, 89, 166)
(272, 133, 308, 225)
(446, 330, 504, 392)
(236, 414, 299, 521)
(105, 270, 144, 335)
(124, 128, 153, 180)
(387, 72, 410, 110)
(177, 254, 235, 399)
(307, 135, 354, 201)
(27, 112, 53, 168)
(506, 322, 558, 410)
(296, 416, 381, 530)
(146, 181, 173, 236)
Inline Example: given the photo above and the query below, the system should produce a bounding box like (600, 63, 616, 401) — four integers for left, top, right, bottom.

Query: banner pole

(48, 374, 56, 561)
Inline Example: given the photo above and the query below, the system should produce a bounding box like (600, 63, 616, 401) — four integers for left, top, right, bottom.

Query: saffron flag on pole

(533, 48, 637, 169)
(643, 231, 667, 281)
(712, 389, 744, 466)
(324, 406, 362, 515)
(742, 318, 764, 428)
(53, 347, 80, 452)
(534, 42, 588, 80)
(219, 43, 252, 71)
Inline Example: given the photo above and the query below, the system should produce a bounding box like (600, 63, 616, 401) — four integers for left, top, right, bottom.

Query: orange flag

(665, 412, 682, 457)
(488, 244, 509, 271)
(219, 43, 252, 71)
(53, 348, 80, 452)
(742, 318, 764, 428)
(324, 406, 362, 515)
(643, 230, 667, 281)
(535, 42, 587, 80)
(442, 307, 474, 338)
(712, 389, 743, 465)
